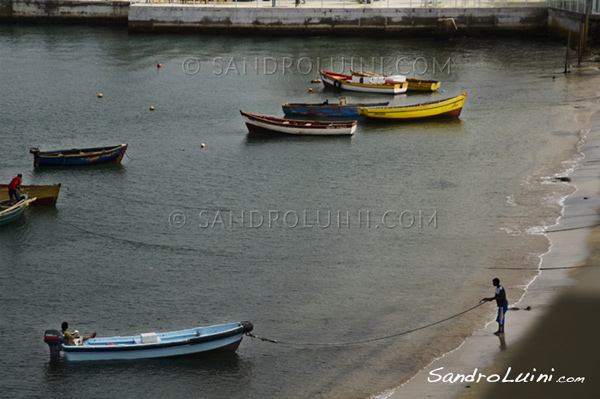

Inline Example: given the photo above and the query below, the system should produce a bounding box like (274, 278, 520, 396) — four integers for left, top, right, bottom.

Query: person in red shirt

(8, 174, 22, 202)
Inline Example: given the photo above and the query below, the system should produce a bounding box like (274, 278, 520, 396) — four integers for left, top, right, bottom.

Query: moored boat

(0, 184, 61, 206)
(319, 70, 408, 95)
(357, 93, 467, 121)
(29, 144, 128, 167)
(349, 70, 440, 92)
(43, 321, 254, 361)
(240, 111, 357, 136)
(282, 98, 389, 117)
(406, 78, 441, 92)
(0, 194, 37, 226)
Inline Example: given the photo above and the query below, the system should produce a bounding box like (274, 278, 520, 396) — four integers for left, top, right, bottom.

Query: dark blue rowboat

(29, 144, 128, 167)
(282, 100, 389, 117)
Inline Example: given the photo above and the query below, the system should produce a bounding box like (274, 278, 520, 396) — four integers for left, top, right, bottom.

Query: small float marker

(308, 88, 313, 93)
(97, 93, 103, 98)
(150, 106, 155, 111)
(201, 143, 206, 148)
(157, 61, 162, 68)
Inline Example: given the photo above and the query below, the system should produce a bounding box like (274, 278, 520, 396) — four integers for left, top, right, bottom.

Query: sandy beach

(386, 62, 600, 399)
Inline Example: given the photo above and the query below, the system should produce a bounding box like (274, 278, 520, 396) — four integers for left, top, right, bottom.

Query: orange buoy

(98, 93, 103, 98)
(157, 61, 162, 68)
(150, 106, 155, 111)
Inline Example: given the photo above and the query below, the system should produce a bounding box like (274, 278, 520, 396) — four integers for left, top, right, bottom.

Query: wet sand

(386, 64, 600, 399)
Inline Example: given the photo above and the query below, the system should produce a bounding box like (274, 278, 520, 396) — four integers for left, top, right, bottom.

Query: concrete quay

(0, 0, 597, 39)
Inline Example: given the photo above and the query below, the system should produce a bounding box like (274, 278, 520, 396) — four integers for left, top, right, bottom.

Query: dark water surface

(0, 26, 594, 398)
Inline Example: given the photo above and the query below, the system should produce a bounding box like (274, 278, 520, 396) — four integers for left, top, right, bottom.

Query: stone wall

(0, 0, 129, 24)
(128, 5, 549, 37)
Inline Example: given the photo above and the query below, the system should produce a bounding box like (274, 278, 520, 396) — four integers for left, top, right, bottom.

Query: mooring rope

(246, 302, 486, 347)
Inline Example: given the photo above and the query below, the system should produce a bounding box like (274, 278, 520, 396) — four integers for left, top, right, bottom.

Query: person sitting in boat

(321, 99, 329, 105)
(61, 322, 96, 346)
(7, 174, 22, 203)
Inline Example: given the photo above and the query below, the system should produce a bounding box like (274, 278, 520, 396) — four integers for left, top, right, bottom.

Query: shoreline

(384, 62, 600, 399)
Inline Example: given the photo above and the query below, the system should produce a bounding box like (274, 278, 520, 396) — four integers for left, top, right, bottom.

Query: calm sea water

(0, 26, 595, 399)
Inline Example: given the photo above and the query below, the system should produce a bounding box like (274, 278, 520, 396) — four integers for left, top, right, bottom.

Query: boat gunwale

(358, 93, 466, 115)
(240, 111, 357, 129)
(33, 144, 127, 158)
(282, 101, 389, 109)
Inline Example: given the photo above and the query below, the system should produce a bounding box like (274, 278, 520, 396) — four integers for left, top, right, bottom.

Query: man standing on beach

(481, 278, 508, 335)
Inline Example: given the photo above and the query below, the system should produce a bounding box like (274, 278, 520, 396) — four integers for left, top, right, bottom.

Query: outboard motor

(44, 329, 64, 359)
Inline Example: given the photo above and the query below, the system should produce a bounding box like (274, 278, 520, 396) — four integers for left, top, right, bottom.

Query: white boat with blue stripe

(44, 322, 253, 361)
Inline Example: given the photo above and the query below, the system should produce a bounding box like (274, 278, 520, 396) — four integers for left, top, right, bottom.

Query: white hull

(321, 74, 406, 95)
(241, 114, 356, 136)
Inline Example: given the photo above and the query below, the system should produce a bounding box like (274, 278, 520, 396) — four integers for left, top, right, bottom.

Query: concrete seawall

(128, 6, 549, 36)
(0, 0, 129, 25)
(0, 0, 598, 40)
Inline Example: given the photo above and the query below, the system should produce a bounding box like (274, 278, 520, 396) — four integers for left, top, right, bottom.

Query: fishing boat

(29, 144, 128, 167)
(357, 93, 467, 121)
(405, 78, 441, 92)
(0, 194, 37, 226)
(348, 70, 440, 92)
(43, 321, 254, 361)
(319, 70, 408, 95)
(282, 98, 389, 117)
(240, 111, 357, 136)
(0, 184, 61, 206)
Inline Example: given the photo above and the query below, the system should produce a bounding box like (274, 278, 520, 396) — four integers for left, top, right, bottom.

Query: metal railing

(135, 0, 599, 14)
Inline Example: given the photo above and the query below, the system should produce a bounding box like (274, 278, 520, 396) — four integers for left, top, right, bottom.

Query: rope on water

(246, 302, 486, 347)
(33, 202, 196, 253)
(545, 221, 600, 233)
(486, 264, 596, 271)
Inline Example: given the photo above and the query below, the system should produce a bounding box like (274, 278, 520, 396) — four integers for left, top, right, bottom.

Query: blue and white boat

(44, 322, 253, 361)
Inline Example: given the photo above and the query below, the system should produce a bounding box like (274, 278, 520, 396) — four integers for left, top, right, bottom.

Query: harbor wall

(0, 0, 129, 25)
(128, 6, 550, 36)
(1, 0, 599, 40)
(548, 7, 600, 42)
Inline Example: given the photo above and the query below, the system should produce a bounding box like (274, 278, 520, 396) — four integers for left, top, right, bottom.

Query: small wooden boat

(358, 93, 466, 121)
(406, 78, 441, 92)
(348, 70, 440, 92)
(319, 70, 408, 95)
(0, 184, 61, 206)
(29, 144, 128, 167)
(282, 99, 389, 117)
(240, 111, 357, 136)
(0, 194, 37, 226)
(43, 321, 254, 361)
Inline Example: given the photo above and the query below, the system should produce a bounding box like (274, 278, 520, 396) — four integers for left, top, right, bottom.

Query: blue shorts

(497, 304, 508, 324)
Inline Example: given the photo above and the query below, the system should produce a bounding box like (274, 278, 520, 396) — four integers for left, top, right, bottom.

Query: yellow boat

(0, 184, 61, 205)
(357, 93, 466, 121)
(406, 78, 441, 92)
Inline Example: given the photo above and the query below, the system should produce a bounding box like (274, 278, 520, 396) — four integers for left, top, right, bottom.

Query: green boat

(0, 194, 36, 226)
